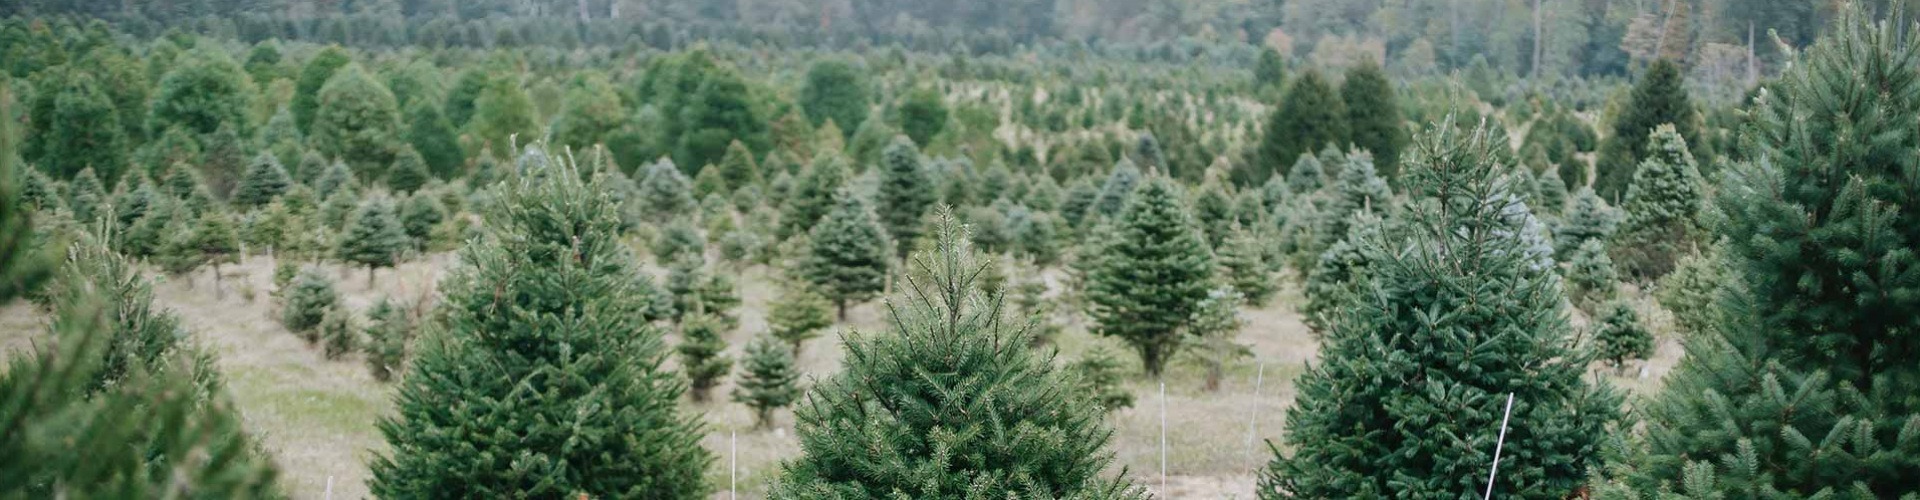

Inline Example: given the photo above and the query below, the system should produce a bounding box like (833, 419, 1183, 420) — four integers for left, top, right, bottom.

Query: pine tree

(280, 267, 339, 341)
(1067, 345, 1135, 412)
(404, 101, 463, 178)
(1217, 224, 1276, 304)
(768, 283, 834, 355)
(1255, 70, 1348, 185)
(310, 64, 401, 179)
(1185, 286, 1251, 392)
(371, 149, 709, 498)
(386, 145, 431, 194)
(732, 332, 802, 429)
(319, 305, 357, 360)
(1342, 59, 1407, 180)
(638, 159, 697, 223)
(897, 86, 948, 147)
(1553, 186, 1618, 259)
(799, 60, 870, 136)
(1594, 59, 1696, 200)
(875, 136, 933, 260)
(798, 190, 890, 320)
(148, 47, 255, 138)
(1591, 299, 1653, 374)
(232, 152, 292, 209)
(1612, 124, 1704, 280)
(1598, 11, 1920, 497)
(364, 297, 413, 382)
(292, 46, 351, 133)
(1262, 121, 1618, 499)
(771, 211, 1145, 498)
(1086, 176, 1214, 376)
(1093, 157, 1142, 219)
(43, 73, 126, 182)
(336, 196, 409, 287)
(777, 153, 849, 240)
(1565, 238, 1617, 312)
(675, 313, 732, 403)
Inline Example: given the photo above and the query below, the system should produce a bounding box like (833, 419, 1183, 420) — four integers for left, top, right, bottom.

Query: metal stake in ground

(1482, 393, 1516, 500)
(1159, 380, 1167, 495)
(730, 430, 738, 500)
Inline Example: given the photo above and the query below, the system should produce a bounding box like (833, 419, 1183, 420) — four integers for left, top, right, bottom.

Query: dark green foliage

(403, 101, 463, 178)
(148, 48, 255, 139)
(1594, 59, 1696, 200)
(875, 136, 933, 259)
(639, 159, 697, 223)
(364, 297, 413, 382)
(386, 145, 431, 193)
(0, 84, 53, 301)
(336, 196, 409, 285)
(1285, 153, 1324, 194)
(1086, 176, 1214, 376)
(1591, 299, 1652, 372)
(1341, 59, 1406, 180)
(897, 86, 948, 147)
(768, 283, 834, 355)
(1611, 124, 1704, 280)
(233, 152, 292, 209)
(1217, 224, 1275, 304)
(372, 150, 709, 499)
(1652, 243, 1733, 337)
(68, 167, 106, 221)
(733, 332, 802, 429)
(778, 153, 849, 240)
(653, 218, 706, 266)
(1254, 70, 1347, 186)
(1067, 345, 1135, 412)
(800, 60, 870, 136)
(319, 305, 357, 360)
(314, 159, 356, 199)
(42, 73, 126, 182)
(1300, 211, 1385, 333)
(715, 140, 762, 191)
(772, 212, 1144, 499)
(311, 64, 401, 179)
(675, 68, 767, 169)
(292, 46, 351, 133)
(1254, 47, 1286, 95)
(797, 190, 890, 320)
(1059, 177, 1100, 229)
(1535, 166, 1569, 216)
(551, 72, 627, 151)
(1263, 122, 1617, 499)
(153, 215, 206, 278)
(466, 78, 537, 156)
(1553, 187, 1618, 259)
(398, 193, 445, 249)
(280, 268, 339, 340)
(1603, 12, 1920, 497)
(675, 313, 732, 402)
(1093, 157, 1141, 219)
(1565, 238, 1617, 313)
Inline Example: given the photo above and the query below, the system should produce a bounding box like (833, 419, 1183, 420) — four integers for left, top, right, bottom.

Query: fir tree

(797, 190, 890, 320)
(280, 268, 339, 341)
(466, 78, 537, 156)
(292, 46, 351, 133)
(732, 332, 802, 429)
(371, 149, 709, 498)
(675, 313, 732, 403)
(386, 145, 431, 194)
(1565, 238, 1617, 312)
(1059, 177, 1101, 229)
(68, 167, 106, 221)
(336, 196, 409, 287)
(314, 159, 356, 199)
(768, 283, 835, 355)
(1651, 242, 1734, 337)
(43, 73, 126, 181)
(897, 86, 948, 147)
(1254, 47, 1287, 96)
(154, 216, 206, 280)
(319, 305, 357, 360)
(1535, 165, 1569, 216)
(1591, 299, 1653, 374)
(193, 209, 242, 295)
(1553, 186, 1618, 259)
(1262, 121, 1618, 499)
(1218, 224, 1277, 304)
(1301, 211, 1387, 333)
(1185, 287, 1251, 392)
(551, 72, 627, 151)
(310, 64, 401, 179)
(875, 136, 933, 260)
(1342, 59, 1407, 180)
(1086, 176, 1214, 376)
(715, 140, 762, 191)
(1594, 59, 1696, 200)
(638, 159, 697, 223)
(771, 211, 1145, 499)
(799, 60, 870, 136)
(364, 297, 412, 382)
(1255, 70, 1348, 185)
(1612, 124, 1704, 280)
(398, 193, 446, 250)
(1093, 157, 1142, 219)
(1067, 345, 1135, 413)
(1285, 153, 1324, 194)
(232, 152, 292, 209)
(404, 101, 463, 178)
(777, 153, 849, 240)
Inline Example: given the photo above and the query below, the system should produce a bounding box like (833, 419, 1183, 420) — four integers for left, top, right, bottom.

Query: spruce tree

(675, 313, 732, 403)
(1599, 11, 1920, 497)
(1285, 153, 1324, 194)
(1535, 165, 1569, 216)
(1217, 223, 1276, 304)
(1651, 243, 1733, 337)
(1591, 299, 1653, 374)
(310, 64, 401, 179)
(875, 136, 933, 260)
(404, 101, 462, 178)
(1086, 176, 1214, 376)
(314, 159, 356, 199)
(797, 189, 890, 320)
(1301, 210, 1387, 333)
(399, 193, 446, 250)
(799, 59, 870, 136)
(336, 196, 409, 287)
(68, 167, 106, 221)
(372, 149, 709, 498)
(386, 145, 431, 194)
(1255, 70, 1348, 184)
(1553, 186, 1618, 259)
(638, 159, 697, 223)
(233, 152, 292, 209)
(771, 211, 1145, 499)
(768, 282, 835, 355)
(732, 332, 802, 430)
(1594, 59, 1696, 200)
(363, 297, 412, 382)
(1565, 238, 1617, 313)
(777, 153, 849, 240)
(715, 140, 762, 191)
(1342, 59, 1407, 180)
(1611, 124, 1704, 280)
(1067, 345, 1135, 413)
(1262, 122, 1618, 499)
(292, 46, 351, 133)
(1093, 157, 1142, 219)
(280, 268, 339, 342)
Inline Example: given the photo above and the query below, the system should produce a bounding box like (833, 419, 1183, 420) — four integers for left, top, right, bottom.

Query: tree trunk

(1141, 345, 1163, 378)
(1205, 363, 1223, 392)
(368, 265, 377, 289)
(213, 262, 224, 300)
(837, 300, 848, 322)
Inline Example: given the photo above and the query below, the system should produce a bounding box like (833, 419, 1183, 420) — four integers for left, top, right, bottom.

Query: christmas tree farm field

(0, 253, 1686, 498)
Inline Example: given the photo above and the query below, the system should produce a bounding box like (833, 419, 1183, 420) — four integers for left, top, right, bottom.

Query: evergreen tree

(1594, 59, 1696, 200)
(310, 64, 401, 179)
(404, 101, 463, 178)
(1652, 242, 1734, 337)
(1611, 124, 1704, 280)
(466, 78, 537, 156)
(675, 313, 732, 403)
(193, 209, 242, 294)
(1309, 149, 1392, 264)
(732, 332, 802, 429)
(280, 268, 339, 340)
(154, 216, 207, 280)
(319, 305, 357, 360)
(386, 145, 431, 194)
(314, 159, 356, 199)
(768, 283, 834, 355)
(399, 193, 446, 250)
(771, 211, 1145, 499)
(551, 72, 627, 151)
(1217, 224, 1276, 304)
(1285, 153, 1324, 194)
(43, 73, 126, 182)
(1300, 210, 1387, 333)
(638, 159, 697, 223)
(1535, 166, 1569, 216)
(336, 196, 409, 287)
(1600, 12, 1920, 497)
(777, 153, 849, 240)
(1086, 176, 1214, 376)
(363, 297, 413, 382)
(1255, 70, 1348, 185)
(715, 140, 762, 191)
(692, 166, 727, 200)
(1553, 187, 1618, 258)
(1059, 177, 1101, 229)
(1565, 238, 1617, 312)
(1067, 345, 1135, 412)
(148, 48, 255, 138)
(797, 190, 890, 320)
(674, 69, 767, 170)
(292, 46, 351, 133)
(68, 167, 106, 221)
(232, 152, 292, 209)
(1591, 299, 1653, 374)
(1185, 286, 1251, 392)
(897, 86, 948, 147)
(372, 149, 709, 498)
(1262, 122, 1618, 499)
(874, 136, 933, 260)
(1341, 59, 1407, 181)
(1093, 157, 1142, 219)
(1254, 47, 1287, 96)
(799, 60, 870, 136)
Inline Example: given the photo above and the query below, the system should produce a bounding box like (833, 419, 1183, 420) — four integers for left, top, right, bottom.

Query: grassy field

(0, 252, 1684, 499)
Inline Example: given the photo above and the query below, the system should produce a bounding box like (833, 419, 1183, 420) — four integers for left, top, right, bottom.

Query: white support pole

(1483, 393, 1516, 500)
(1246, 361, 1266, 448)
(1159, 380, 1168, 495)
(730, 430, 738, 500)
(324, 475, 334, 500)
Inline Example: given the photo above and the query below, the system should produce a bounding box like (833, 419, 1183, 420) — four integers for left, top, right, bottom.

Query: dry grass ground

(0, 252, 1688, 499)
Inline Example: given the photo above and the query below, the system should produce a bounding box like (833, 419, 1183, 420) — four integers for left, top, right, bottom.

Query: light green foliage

(768, 282, 834, 355)
(148, 47, 256, 138)
(280, 268, 339, 341)
(336, 196, 409, 285)
(1086, 176, 1214, 376)
(310, 64, 401, 178)
(777, 153, 849, 240)
(364, 297, 414, 382)
(1566, 238, 1617, 312)
(732, 332, 802, 429)
(319, 305, 357, 360)
(675, 313, 732, 402)
(1653, 243, 1734, 337)
(1613, 124, 1704, 280)
(232, 152, 292, 208)
(1554, 186, 1618, 259)
(1591, 299, 1653, 372)
(797, 190, 890, 320)
(1184, 286, 1251, 392)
